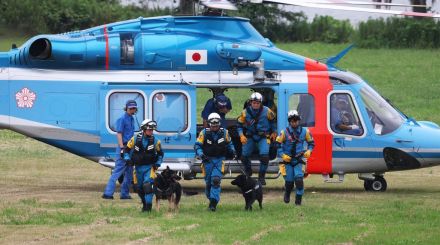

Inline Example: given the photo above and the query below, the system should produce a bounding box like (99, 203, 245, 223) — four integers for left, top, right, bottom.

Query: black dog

(231, 174, 263, 211)
(154, 166, 182, 211)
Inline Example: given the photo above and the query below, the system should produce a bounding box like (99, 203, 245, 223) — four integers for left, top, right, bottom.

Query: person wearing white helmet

(102, 100, 138, 200)
(195, 112, 237, 211)
(237, 91, 277, 185)
(123, 119, 164, 212)
(276, 110, 314, 206)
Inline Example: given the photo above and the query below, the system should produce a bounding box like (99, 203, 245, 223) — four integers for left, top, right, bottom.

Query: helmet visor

(208, 118, 220, 126)
(142, 121, 157, 130)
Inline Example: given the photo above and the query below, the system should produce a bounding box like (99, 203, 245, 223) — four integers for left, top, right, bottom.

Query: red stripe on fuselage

(104, 25, 109, 70)
(305, 58, 333, 174)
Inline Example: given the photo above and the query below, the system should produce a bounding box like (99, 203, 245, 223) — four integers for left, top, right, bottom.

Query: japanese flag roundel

(186, 50, 207, 65)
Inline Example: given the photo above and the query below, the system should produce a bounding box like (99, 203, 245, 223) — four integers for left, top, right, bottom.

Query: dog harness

(244, 184, 260, 194)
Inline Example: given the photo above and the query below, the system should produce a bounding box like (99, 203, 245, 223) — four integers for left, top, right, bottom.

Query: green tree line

(1, 0, 439, 48)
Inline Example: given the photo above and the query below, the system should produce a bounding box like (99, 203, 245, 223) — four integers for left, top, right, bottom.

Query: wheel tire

(370, 176, 387, 192)
(364, 180, 373, 191)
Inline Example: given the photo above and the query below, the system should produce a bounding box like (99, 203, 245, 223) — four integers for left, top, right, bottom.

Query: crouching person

(194, 113, 237, 211)
(276, 110, 314, 206)
(124, 119, 163, 212)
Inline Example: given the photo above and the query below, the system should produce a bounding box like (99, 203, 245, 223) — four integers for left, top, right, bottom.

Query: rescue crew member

(102, 100, 137, 200)
(123, 119, 163, 212)
(276, 110, 314, 206)
(237, 92, 277, 185)
(195, 113, 237, 211)
(201, 93, 232, 128)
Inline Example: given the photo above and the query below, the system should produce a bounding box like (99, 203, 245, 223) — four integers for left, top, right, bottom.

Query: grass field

(1, 38, 440, 244)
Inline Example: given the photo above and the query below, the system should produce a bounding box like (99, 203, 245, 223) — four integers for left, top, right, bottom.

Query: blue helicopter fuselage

(0, 15, 439, 184)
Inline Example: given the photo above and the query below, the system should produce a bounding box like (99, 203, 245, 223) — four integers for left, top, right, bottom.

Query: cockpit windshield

(360, 85, 405, 135)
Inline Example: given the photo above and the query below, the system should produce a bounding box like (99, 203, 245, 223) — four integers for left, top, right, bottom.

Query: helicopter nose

(412, 122, 440, 168)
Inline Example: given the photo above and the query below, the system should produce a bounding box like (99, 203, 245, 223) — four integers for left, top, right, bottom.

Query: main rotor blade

(297, 0, 427, 8)
(263, 0, 440, 18)
(200, 0, 238, 10)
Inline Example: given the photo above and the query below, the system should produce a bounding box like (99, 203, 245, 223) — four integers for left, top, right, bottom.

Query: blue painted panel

(10, 80, 100, 133)
(0, 80, 9, 122)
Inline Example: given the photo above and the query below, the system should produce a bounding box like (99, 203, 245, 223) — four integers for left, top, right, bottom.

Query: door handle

(396, 139, 413, 143)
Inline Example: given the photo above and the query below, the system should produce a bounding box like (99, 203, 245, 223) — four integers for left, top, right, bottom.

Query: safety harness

(285, 126, 305, 166)
(131, 133, 158, 166)
(244, 106, 266, 137)
(203, 128, 227, 157)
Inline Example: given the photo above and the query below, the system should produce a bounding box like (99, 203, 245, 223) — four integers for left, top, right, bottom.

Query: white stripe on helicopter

(0, 115, 99, 144)
(6, 68, 309, 84)
(333, 158, 388, 172)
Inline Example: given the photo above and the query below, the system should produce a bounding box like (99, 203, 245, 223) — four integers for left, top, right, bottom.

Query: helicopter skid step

(322, 173, 345, 183)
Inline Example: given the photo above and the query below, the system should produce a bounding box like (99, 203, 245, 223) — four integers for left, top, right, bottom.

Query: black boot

(138, 191, 148, 212)
(143, 203, 152, 212)
(295, 194, 302, 206)
(258, 172, 266, 186)
(208, 198, 218, 212)
(284, 182, 294, 204)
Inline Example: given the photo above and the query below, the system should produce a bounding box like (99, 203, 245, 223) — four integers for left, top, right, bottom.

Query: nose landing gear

(359, 174, 387, 192)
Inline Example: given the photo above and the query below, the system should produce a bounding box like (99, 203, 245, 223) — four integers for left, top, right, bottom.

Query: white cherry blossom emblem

(15, 88, 36, 108)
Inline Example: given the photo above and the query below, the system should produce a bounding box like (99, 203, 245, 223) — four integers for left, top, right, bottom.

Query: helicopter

(0, 0, 439, 192)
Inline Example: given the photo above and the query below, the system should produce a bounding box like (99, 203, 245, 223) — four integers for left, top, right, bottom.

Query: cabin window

(330, 93, 364, 136)
(108, 92, 145, 132)
(152, 92, 188, 133)
(289, 94, 315, 127)
(360, 85, 404, 135)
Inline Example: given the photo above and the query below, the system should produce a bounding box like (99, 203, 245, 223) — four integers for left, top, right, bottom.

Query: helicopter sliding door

(100, 83, 196, 166)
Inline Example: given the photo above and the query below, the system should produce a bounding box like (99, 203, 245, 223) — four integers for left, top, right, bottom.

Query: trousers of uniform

(241, 136, 269, 173)
(136, 164, 155, 204)
(203, 157, 224, 203)
(103, 146, 133, 198)
(281, 160, 304, 196)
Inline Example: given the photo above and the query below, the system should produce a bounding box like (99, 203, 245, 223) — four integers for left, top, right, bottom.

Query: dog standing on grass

(154, 166, 182, 211)
(231, 174, 263, 211)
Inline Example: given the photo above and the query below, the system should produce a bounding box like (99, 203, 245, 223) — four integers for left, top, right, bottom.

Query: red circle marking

(192, 53, 201, 62)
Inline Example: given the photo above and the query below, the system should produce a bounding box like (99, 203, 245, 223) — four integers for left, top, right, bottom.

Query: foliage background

(1, 0, 440, 48)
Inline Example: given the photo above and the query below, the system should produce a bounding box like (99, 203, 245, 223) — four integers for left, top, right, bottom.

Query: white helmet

(140, 119, 157, 130)
(287, 110, 301, 122)
(207, 113, 221, 126)
(250, 92, 263, 103)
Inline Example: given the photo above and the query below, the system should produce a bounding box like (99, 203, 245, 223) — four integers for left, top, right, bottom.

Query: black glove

(200, 154, 209, 163)
(125, 159, 134, 166)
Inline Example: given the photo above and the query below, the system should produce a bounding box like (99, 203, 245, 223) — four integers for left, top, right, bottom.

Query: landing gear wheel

(365, 176, 387, 192)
